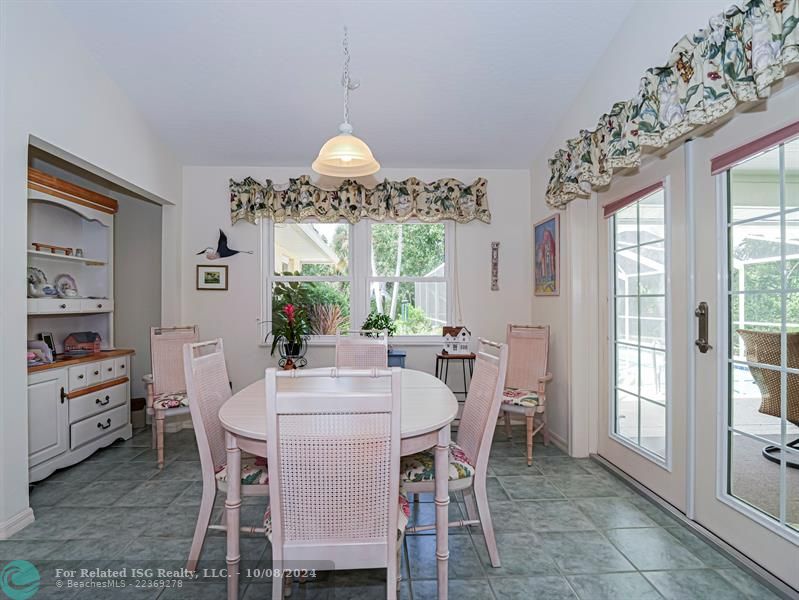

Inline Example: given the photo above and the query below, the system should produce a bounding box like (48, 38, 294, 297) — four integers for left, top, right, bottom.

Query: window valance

(546, 0, 799, 209)
(230, 175, 490, 225)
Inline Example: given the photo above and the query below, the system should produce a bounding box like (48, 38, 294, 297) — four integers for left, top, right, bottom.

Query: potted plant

(361, 312, 406, 367)
(361, 311, 397, 338)
(266, 303, 310, 368)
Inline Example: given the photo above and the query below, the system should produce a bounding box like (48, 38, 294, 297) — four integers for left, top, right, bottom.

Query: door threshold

(591, 454, 798, 599)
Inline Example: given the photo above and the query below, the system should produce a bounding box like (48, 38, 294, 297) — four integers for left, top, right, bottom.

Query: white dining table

(218, 368, 458, 599)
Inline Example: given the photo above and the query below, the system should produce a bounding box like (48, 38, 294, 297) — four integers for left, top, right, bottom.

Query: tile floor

(3, 426, 787, 599)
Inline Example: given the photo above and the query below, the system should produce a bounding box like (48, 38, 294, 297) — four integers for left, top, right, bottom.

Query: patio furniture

(182, 339, 269, 572)
(737, 329, 799, 468)
(499, 324, 552, 466)
(402, 338, 508, 568)
(219, 368, 457, 600)
(144, 325, 199, 468)
(335, 329, 389, 368)
(265, 367, 404, 599)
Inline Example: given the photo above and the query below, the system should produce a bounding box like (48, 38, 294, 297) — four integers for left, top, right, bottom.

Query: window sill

(258, 336, 444, 348)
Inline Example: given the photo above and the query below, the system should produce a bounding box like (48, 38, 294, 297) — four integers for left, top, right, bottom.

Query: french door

(692, 89, 799, 589)
(597, 147, 690, 511)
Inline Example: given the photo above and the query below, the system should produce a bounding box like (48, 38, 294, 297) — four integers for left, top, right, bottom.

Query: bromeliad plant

(267, 303, 311, 356)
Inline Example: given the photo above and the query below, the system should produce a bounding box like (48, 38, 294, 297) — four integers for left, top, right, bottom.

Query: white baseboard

(547, 430, 569, 454)
(0, 507, 34, 540)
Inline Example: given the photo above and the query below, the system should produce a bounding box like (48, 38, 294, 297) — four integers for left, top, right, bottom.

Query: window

(725, 138, 799, 531)
(610, 186, 668, 461)
(262, 220, 453, 340)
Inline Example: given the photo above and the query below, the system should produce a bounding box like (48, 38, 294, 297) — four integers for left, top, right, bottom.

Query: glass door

(692, 96, 799, 589)
(597, 147, 690, 511)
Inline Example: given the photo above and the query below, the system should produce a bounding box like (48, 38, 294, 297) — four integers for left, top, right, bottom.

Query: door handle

(695, 301, 712, 353)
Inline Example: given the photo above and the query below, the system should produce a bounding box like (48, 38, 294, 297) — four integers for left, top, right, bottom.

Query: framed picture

(39, 332, 56, 355)
(196, 265, 228, 290)
(534, 214, 559, 296)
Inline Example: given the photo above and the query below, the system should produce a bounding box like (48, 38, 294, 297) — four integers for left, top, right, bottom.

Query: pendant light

(312, 27, 380, 178)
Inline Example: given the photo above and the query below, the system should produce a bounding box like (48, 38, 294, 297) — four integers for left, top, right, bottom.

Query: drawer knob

(97, 418, 112, 430)
(97, 303, 103, 309)
(120, 365, 125, 369)
(107, 367, 113, 372)
(78, 374, 84, 380)
(94, 370, 100, 376)
(59, 303, 67, 309)
(96, 395, 110, 406)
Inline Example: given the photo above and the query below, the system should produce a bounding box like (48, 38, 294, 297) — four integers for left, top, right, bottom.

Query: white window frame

(607, 182, 673, 470)
(260, 219, 454, 345)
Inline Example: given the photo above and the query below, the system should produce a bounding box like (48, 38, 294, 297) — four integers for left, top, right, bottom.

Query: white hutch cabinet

(27, 168, 134, 483)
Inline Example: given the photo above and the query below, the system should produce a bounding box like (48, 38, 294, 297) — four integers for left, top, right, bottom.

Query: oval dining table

(218, 368, 459, 600)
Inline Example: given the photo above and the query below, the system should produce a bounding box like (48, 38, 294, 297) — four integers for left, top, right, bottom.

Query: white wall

(0, 0, 181, 535)
(181, 167, 531, 395)
(115, 197, 163, 398)
(529, 0, 733, 455)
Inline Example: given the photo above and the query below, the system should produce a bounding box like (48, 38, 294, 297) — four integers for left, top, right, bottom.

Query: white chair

(144, 325, 199, 468)
(499, 324, 552, 465)
(264, 366, 404, 600)
(335, 330, 389, 369)
(401, 338, 508, 568)
(182, 339, 269, 573)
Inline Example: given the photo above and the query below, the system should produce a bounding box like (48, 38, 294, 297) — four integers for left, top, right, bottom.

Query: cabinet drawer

(114, 357, 128, 378)
(87, 363, 103, 386)
(38, 298, 81, 314)
(80, 299, 114, 313)
(69, 366, 88, 390)
(69, 382, 127, 424)
(101, 360, 117, 381)
(27, 299, 40, 314)
(70, 403, 128, 450)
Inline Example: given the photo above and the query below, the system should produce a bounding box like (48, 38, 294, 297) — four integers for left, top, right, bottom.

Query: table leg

(461, 359, 468, 395)
(435, 425, 451, 599)
(225, 431, 242, 600)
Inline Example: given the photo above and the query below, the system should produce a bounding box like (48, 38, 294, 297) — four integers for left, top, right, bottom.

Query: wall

(0, 0, 181, 536)
(529, 0, 733, 454)
(181, 167, 531, 396)
(115, 197, 163, 398)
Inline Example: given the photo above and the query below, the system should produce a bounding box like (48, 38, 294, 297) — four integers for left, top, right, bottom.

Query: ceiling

(53, 0, 636, 169)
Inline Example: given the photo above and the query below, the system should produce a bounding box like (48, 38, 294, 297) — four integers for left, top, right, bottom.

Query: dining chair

(143, 325, 199, 468)
(264, 366, 406, 599)
(335, 329, 389, 369)
(183, 339, 269, 573)
(401, 338, 508, 568)
(499, 324, 552, 465)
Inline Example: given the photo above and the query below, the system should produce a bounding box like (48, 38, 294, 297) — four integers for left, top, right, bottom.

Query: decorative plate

(54, 274, 80, 298)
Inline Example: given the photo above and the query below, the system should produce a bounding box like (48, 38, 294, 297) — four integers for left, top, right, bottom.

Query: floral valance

(230, 175, 490, 224)
(546, 0, 799, 208)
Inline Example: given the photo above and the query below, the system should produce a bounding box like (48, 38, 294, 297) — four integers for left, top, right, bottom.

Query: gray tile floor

(3, 426, 787, 599)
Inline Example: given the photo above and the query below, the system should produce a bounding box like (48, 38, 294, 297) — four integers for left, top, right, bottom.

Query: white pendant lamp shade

(312, 124, 380, 177)
(313, 27, 380, 178)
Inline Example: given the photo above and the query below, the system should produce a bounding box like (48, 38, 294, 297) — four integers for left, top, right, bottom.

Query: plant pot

(283, 341, 303, 357)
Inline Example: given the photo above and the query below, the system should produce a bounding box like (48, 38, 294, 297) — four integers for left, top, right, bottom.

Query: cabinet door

(28, 369, 68, 467)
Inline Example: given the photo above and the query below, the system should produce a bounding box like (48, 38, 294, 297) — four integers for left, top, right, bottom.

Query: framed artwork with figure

(534, 214, 559, 296)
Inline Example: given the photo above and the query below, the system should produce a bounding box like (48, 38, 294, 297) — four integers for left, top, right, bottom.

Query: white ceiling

(52, 0, 636, 169)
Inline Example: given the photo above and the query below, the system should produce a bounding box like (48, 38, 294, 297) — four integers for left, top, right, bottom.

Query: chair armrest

(537, 373, 553, 395)
(538, 373, 553, 383)
(143, 374, 154, 408)
(142, 373, 153, 384)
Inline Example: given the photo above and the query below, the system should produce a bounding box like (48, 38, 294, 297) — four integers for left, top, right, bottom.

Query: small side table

(435, 352, 476, 398)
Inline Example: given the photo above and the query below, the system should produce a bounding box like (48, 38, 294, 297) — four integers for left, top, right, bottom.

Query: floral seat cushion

(263, 491, 410, 542)
(400, 442, 474, 483)
(153, 391, 189, 410)
(215, 456, 269, 486)
(502, 387, 539, 408)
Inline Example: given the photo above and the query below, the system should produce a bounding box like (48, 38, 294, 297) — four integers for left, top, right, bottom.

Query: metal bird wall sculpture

(197, 229, 253, 260)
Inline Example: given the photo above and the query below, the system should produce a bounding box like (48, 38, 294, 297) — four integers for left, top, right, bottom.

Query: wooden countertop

(28, 348, 135, 374)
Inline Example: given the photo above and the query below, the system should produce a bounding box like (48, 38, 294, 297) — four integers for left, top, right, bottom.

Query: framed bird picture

(196, 265, 228, 290)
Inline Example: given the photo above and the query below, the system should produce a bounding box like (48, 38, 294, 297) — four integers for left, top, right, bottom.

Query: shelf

(27, 249, 106, 266)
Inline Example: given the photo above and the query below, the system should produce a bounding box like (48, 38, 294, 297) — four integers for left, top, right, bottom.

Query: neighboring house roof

(275, 223, 339, 266)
